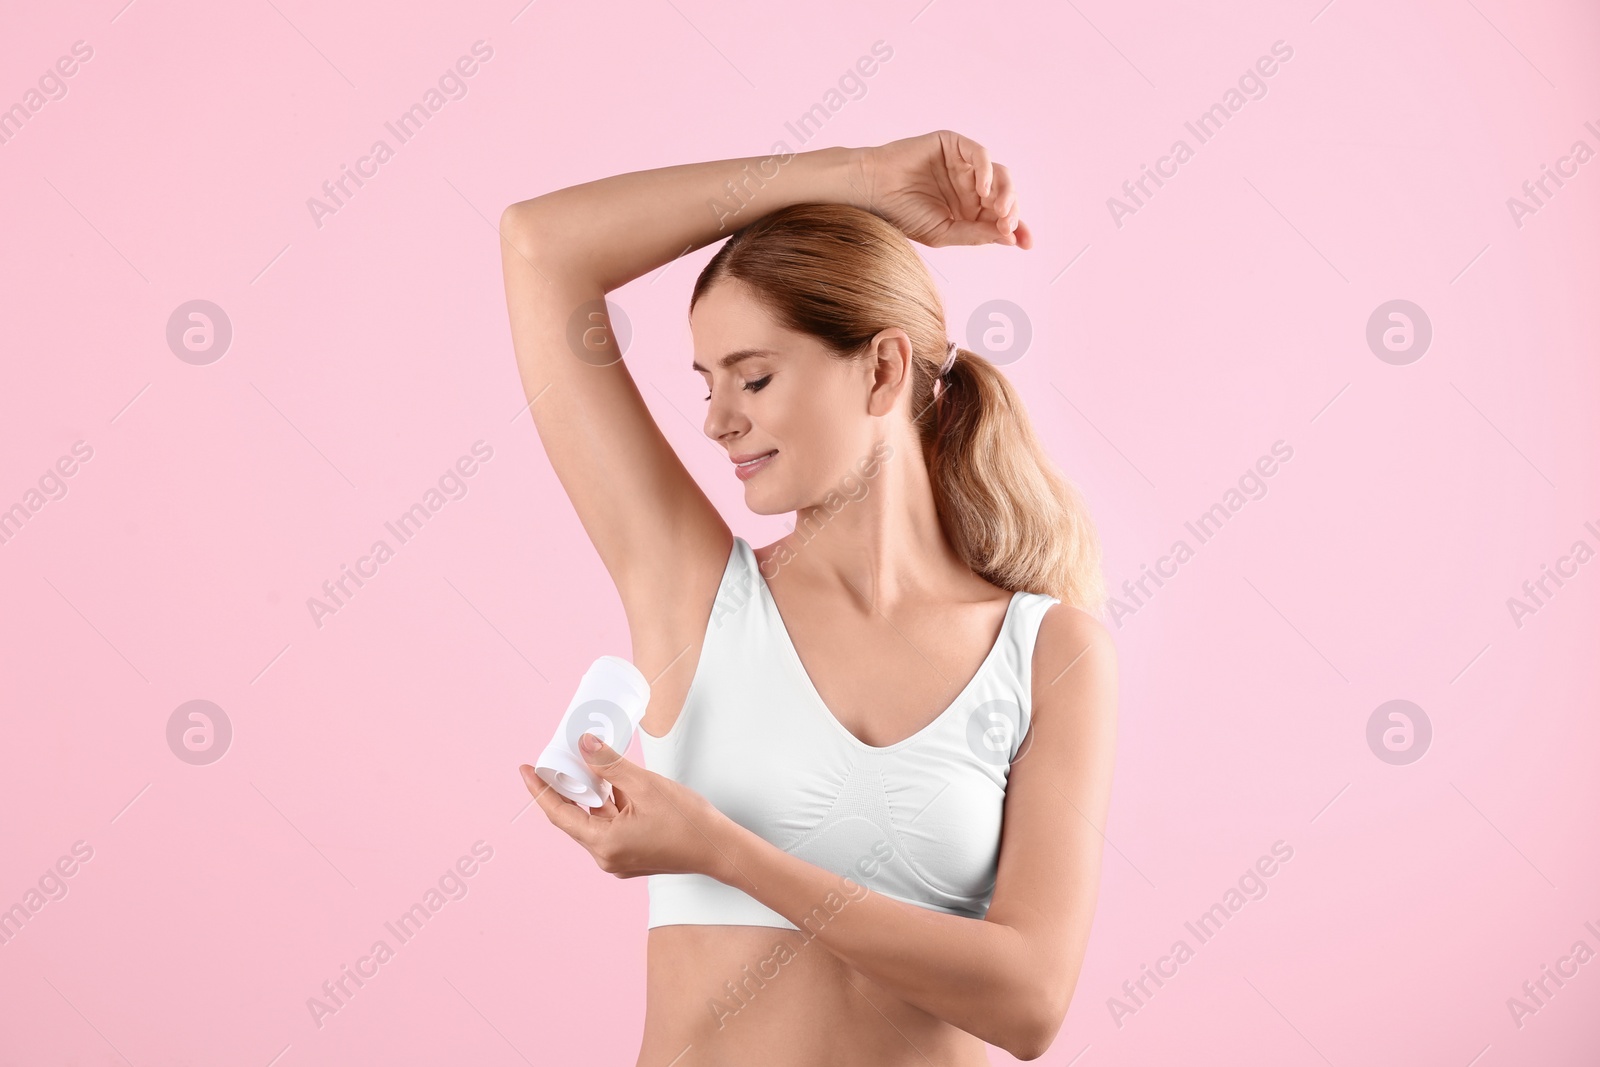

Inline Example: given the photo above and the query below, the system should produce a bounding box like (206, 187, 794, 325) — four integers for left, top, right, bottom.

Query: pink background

(3, 0, 1597, 1063)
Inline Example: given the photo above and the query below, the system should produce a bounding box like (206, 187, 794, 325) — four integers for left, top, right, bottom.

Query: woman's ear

(866, 329, 913, 417)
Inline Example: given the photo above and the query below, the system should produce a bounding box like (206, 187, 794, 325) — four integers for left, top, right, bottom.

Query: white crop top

(637, 536, 1060, 930)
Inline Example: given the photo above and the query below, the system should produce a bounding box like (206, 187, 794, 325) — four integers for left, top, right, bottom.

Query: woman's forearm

(501, 145, 865, 293)
(706, 814, 1051, 1059)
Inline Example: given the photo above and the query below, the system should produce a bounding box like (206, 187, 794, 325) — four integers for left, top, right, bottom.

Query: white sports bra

(638, 536, 1059, 930)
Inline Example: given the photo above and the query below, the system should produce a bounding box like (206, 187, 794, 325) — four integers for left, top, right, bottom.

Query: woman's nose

(703, 395, 741, 441)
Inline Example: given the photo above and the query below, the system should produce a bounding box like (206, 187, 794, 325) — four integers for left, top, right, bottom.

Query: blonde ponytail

(930, 345, 1105, 614)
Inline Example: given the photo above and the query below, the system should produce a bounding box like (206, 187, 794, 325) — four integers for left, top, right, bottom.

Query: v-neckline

(752, 549, 1023, 753)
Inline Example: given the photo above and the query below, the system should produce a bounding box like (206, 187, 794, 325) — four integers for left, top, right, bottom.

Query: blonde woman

(506, 130, 1117, 1065)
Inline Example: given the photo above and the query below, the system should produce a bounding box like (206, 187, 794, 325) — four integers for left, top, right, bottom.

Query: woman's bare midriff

(636, 924, 993, 1067)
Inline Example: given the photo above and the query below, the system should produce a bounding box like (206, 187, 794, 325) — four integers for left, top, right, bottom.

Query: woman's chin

(742, 485, 792, 516)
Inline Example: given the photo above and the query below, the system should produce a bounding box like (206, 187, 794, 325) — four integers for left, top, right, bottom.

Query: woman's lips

(733, 450, 777, 482)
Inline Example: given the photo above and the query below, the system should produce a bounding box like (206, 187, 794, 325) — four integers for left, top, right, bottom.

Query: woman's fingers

(934, 151, 1024, 247)
(982, 162, 1027, 247)
(520, 764, 598, 843)
(987, 162, 1018, 227)
(953, 131, 994, 198)
(943, 139, 1023, 247)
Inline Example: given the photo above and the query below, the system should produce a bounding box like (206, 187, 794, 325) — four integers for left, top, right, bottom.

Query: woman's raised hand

(519, 734, 729, 880)
(854, 130, 1032, 249)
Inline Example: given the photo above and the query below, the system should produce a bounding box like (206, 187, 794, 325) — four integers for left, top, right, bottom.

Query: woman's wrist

(700, 806, 758, 890)
(797, 144, 871, 212)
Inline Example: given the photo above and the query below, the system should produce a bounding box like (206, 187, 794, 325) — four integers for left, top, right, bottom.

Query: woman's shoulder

(1030, 601, 1120, 684)
(1038, 598, 1108, 630)
(1030, 601, 1118, 710)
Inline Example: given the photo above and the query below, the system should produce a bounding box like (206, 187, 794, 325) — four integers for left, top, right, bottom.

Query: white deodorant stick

(534, 655, 651, 809)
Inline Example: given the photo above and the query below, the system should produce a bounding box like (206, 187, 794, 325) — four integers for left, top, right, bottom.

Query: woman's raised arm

(501, 145, 863, 294)
(496, 146, 865, 680)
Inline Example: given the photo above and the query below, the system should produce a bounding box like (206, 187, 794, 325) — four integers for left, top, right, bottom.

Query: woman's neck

(775, 432, 983, 612)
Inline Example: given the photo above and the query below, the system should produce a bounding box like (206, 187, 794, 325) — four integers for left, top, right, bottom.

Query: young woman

(506, 130, 1118, 1065)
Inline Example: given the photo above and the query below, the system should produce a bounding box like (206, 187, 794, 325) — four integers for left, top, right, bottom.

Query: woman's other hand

(519, 735, 729, 880)
(856, 130, 1032, 249)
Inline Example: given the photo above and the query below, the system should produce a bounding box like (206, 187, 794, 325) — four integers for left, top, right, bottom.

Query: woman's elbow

(1004, 982, 1071, 1061)
(498, 202, 544, 259)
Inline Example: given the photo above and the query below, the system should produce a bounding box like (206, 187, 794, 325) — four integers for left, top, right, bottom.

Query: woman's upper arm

(986, 604, 1120, 1030)
(497, 204, 731, 647)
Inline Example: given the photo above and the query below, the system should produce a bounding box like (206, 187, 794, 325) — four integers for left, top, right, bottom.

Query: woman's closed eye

(704, 375, 772, 401)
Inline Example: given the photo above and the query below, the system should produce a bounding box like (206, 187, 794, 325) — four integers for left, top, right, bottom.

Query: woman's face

(691, 280, 908, 516)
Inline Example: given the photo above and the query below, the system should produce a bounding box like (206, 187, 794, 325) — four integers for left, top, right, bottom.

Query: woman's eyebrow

(691, 347, 780, 373)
